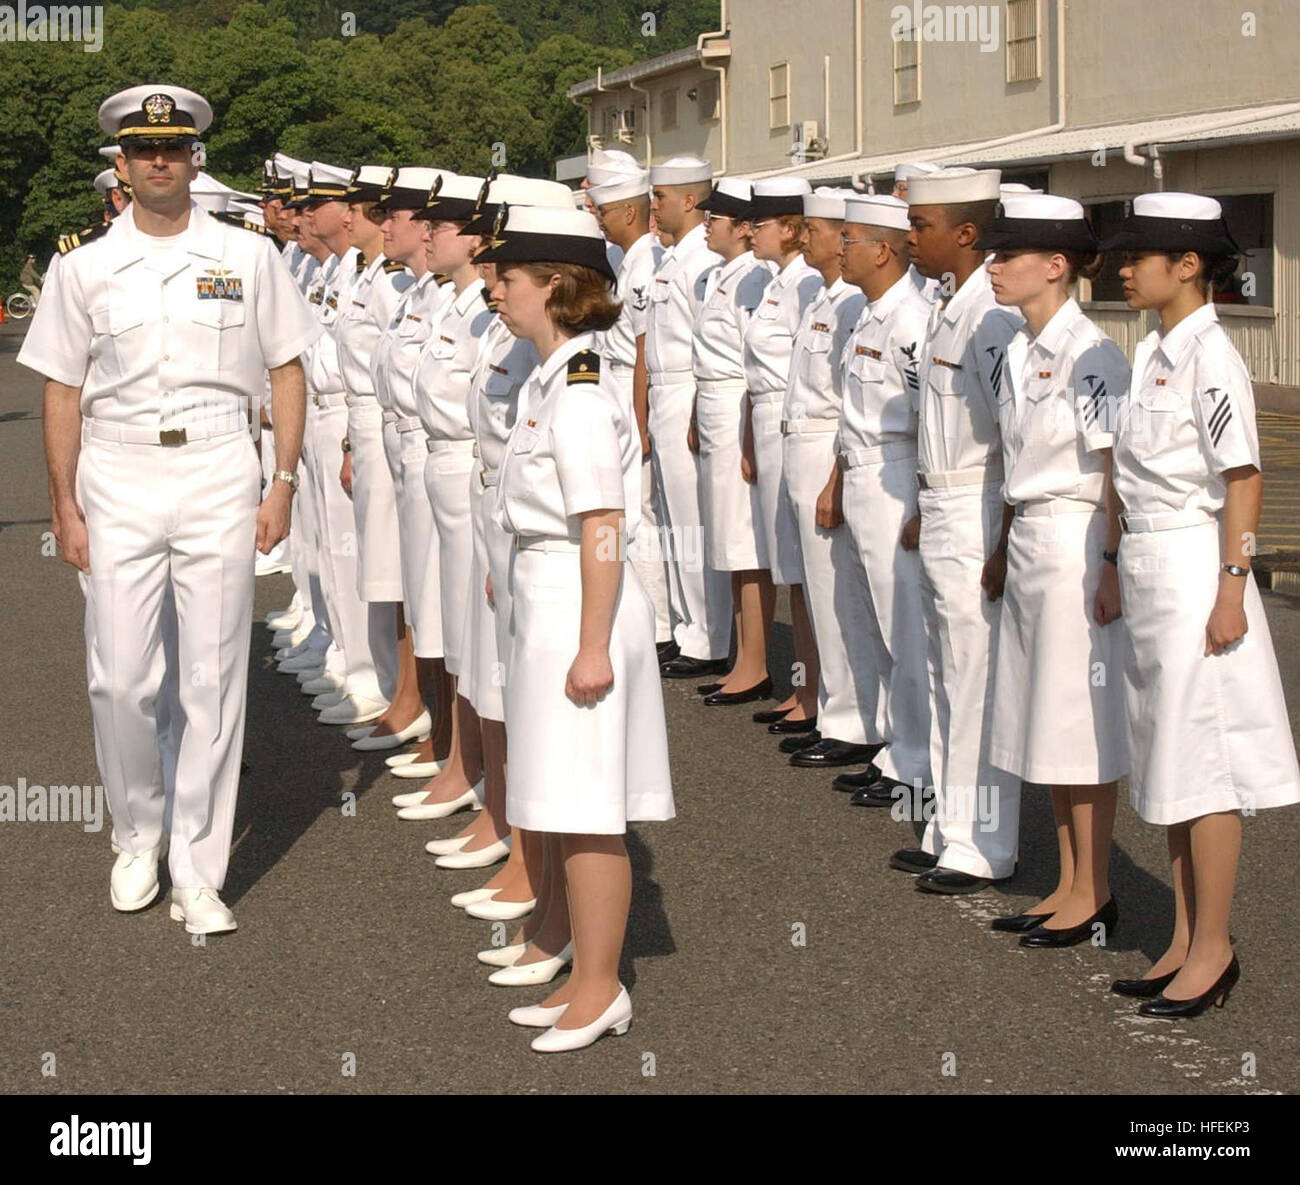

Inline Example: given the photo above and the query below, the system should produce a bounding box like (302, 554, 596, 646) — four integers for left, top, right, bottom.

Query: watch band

(1221, 563, 1248, 577)
(341, 436, 352, 454)
(273, 469, 299, 490)
(1102, 549, 1119, 566)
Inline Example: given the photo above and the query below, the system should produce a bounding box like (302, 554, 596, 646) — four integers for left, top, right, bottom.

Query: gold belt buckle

(159, 428, 188, 446)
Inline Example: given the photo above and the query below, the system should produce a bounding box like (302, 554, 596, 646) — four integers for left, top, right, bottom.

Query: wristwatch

(1102, 549, 1119, 566)
(1221, 563, 1248, 577)
(341, 436, 352, 454)
(272, 469, 300, 491)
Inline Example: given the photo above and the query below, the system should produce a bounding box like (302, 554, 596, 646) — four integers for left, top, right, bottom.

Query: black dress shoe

(656, 640, 680, 663)
(704, 677, 774, 706)
(1111, 968, 1180, 999)
(753, 706, 792, 725)
(1137, 956, 1239, 1018)
(695, 682, 723, 696)
(849, 779, 903, 808)
(833, 765, 882, 791)
(1019, 899, 1118, 948)
(889, 848, 938, 874)
(768, 716, 816, 735)
(660, 655, 729, 679)
(777, 729, 821, 754)
(990, 910, 1056, 934)
(790, 739, 882, 769)
(916, 867, 1008, 895)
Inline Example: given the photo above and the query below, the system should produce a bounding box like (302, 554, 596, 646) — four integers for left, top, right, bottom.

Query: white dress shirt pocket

(191, 299, 247, 374)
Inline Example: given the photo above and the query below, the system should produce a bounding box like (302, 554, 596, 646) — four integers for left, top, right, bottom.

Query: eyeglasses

(749, 218, 774, 231)
(704, 213, 735, 224)
(364, 206, 389, 225)
(839, 233, 897, 252)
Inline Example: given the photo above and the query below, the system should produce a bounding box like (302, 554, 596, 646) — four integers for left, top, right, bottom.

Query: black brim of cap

(461, 206, 499, 236)
(976, 218, 1100, 253)
(745, 194, 806, 220)
(372, 189, 430, 211)
(344, 185, 386, 203)
(1098, 215, 1240, 256)
(473, 231, 616, 283)
(697, 192, 750, 218)
(413, 196, 479, 222)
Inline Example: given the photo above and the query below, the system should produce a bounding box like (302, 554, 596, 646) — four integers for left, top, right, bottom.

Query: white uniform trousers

(423, 438, 476, 677)
(648, 375, 732, 660)
(293, 404, 331, 655)
(695, 379, 765, 571)
(751, 397, 801, 585)
(391, 421, 443, 659)
(611, 367, 672, 645)
(305, 399, 384, 704)
(841, 449, 932, 787)
(782, 428, 883, 745)
(916, 482, 1021, 879)
(77, 429, 260, 890)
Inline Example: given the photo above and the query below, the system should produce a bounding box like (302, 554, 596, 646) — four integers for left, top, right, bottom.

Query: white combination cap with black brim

(461, 175, 577, 236)
(372, 167, 454, 212)
(344, 165, 392, 203)
(99, 84, 212, 146)
(1099, 192, 1241, 256)
(473, 204, 617, 283)
(697, 177, 752, 219)
(304, 161, 354, 204)
(976, 193, 1100, 253)
(745, 176, 812, 220)
(412, 172, 486, 222)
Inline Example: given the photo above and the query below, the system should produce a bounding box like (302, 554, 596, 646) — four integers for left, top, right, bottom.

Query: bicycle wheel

(5, 293, 33, 319)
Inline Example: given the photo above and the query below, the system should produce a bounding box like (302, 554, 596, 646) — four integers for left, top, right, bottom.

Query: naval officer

(20, 85, 320, 933)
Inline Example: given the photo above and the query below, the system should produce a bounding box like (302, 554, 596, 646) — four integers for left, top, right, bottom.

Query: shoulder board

(356, 252, 367, 272)
(567, 350, 601, 384)
(432, 272, 449, 285)
(481, 288, 498, 312)
(57, 222, 108, 254)
(212, 210, 269, 236)
(241, 218, 269, 236)
(383, 258, 407, 274)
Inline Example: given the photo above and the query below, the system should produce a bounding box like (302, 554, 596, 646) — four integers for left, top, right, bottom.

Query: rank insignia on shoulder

(356, 252, 368, 272)
(567, 351, 600, 384)
(382, 258, 407, 274)
(481, 288, 497, 312)
(56, 223, 108, 254)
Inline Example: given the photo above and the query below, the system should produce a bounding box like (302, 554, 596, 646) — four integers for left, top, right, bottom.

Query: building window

(661, 87, 678, 132)
(696, 77, 719, 122)
(893, 18, 920, 105)
(1006, 0, 1041, 83)
(1084, 194, 1274, 307)
(769, 62, 790, 130)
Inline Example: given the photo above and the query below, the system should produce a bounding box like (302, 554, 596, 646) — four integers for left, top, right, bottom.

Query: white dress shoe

(390, 759, 447, 779)
(435, 838, 510, 870)
(451, 887, 499, 909)
(489, 942, 573, 987)
(385, 751, 422, 768)
(531, 987, 631, 1052)
(351, 709, 432, 751)
(424, 834, 471, 856)
(346, 725, 377, 741)
(317, 696, 388, 725)
(478, 942, 526, 967)
(395, 781, 483, 820)
(279, 652, 325, 674)
(169, 887, 237, 935)
(465, 892, 535, 919)
(265, 592, 303, 629)
(509, 1001, 569, 1029)
(109, 843, 162, 911)
(255, 556, 292, 577)
(276, 637, 315, 660)
(391, 787, 434, 808)
(301, 673, 345, 694)
(311, 692, 344, 710)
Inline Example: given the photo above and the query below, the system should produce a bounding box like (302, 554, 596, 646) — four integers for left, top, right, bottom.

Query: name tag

(855, 346, 882, 360)
(440, 335, 455, 345)
(489, 364, 509, 376)
(1037, 370, 1052, 379)
(1155, 377, 1167, 386)
(932, 356, 962, 370)
(197, 272, 244, 301)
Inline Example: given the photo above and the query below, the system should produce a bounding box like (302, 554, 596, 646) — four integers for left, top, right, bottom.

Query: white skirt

(1120, 520, 1300, 824)
(990, 508, 1129, 784)
(422, 439, 475, 676)
(696, 383, 765, 571)
(458, 475, 504, 722)
(752, 400, 801, 585)
(505, 549, 674, 834)
(394, 427, 443, 659)
(346, 400, 403, 603)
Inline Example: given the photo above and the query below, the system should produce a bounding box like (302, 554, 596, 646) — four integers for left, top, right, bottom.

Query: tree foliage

(0, 1, 716, 290)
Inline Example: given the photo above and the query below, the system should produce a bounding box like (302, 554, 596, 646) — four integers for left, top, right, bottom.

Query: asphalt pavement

(1, 318, 1297, 1095)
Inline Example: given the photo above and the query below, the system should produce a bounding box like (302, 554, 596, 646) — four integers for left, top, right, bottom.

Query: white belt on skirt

(838, 440, 917, 470)
(748, 390, 784, 407)
(513, 534, 582, 553)
(696, 378, 746, 397)
(651, 368, 693, 387)
(426, 436, 476, 455)
(918, 463, 1004, 490)
(311, 390, 346, 409)
(393, 415, 424, 434)
(781, 416, 839, 436)
(479, 467, 498, 488)
(1015, 497, 1102, 518)
(381, 408, 400, 425)
(1121, 507, 1217, 533)
(81, 418, 247, 447)
(345, 393, 379, 408)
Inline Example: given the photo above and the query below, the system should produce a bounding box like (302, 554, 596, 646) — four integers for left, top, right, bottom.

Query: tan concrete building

(567, 1, 1300, 392)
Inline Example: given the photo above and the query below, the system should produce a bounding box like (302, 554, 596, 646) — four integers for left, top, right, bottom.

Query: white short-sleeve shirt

(17, 202, 321, 432)
(991, 297, 1130, 506)
(645, 222, 721, 379)
(1113, 302, 1261, 520)
(496, 333, 640, 542)
(336, 254, 413, 400)
(741, 253, 823, 400)
(784, 275, 866, 422)
(469, 315, 539, 477)
(693, 250, 772, 384)
(369, 272, 451, 421)
(414, 277, 493, 441)
(603, 232, 662, 370)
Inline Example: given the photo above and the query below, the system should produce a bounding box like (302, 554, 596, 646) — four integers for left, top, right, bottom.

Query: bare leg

(458, 718, 508, 850)
(404, 656, 449, 763)
(1025, 786, 1076, 916)
(419, 687, 483, 804)
(1144, 822, 1194, 979)
(515, 832, 570, 962)
(1162, 811, 1240, 999)
(364, 610, 426, 736)
(539, 834, 630, 1028)
(718, 570, 772, 691)
(1039, 783, 1117, 930)
(787, 583, 819, 720)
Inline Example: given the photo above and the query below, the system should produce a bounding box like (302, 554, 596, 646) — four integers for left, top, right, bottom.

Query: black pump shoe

(990, 910, 1056, 934)
(1019, 899, 1118, 948)
(768, 716, 816, 735)
(661, 655, 728, 679)
(752, 707, 792, 725)
(777, 730, 821, 754)
(1137, 956, 1240, 1018)
(703, 678, 774, 706)
(695, 682, 724, 696)
(1111, 968, 1180, 999)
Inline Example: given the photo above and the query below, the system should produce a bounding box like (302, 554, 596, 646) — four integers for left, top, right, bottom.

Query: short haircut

(941, 199, 998, 238)
(511, 261, 622, 333)
(684, 180, 713, 204)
